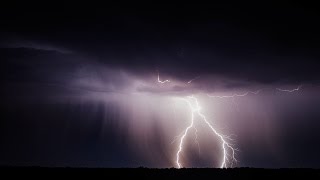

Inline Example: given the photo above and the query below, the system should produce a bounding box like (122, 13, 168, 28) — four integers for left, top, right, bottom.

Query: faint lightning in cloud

(276, 85, 303, 93)
(176, 96, 237, 168)
(206, 89, 263, 112)
(207, 85, 302, 99)
(187, 76, 200, 84)
(157, 72, 170, 84)
(206, 85, 302, 112)
(207, 89, 263, 98)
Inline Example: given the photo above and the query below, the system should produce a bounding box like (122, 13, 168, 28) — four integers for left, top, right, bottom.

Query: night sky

(1, 2, 320, 168)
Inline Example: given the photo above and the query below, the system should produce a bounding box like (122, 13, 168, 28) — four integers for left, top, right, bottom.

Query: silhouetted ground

(1, 167, 319, 179)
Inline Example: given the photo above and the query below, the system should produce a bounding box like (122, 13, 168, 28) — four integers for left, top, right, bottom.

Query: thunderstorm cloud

(1, 2, 320, 168)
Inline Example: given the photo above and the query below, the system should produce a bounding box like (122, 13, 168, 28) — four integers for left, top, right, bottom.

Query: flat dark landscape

(1, 167, 320, 179)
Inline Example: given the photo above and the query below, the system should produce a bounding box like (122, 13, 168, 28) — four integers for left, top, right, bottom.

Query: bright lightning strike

(155, 73, 302, 168)
(176, 96, 237, 168)
(193, 127, 201, 155)
(175, 85, 301, 168)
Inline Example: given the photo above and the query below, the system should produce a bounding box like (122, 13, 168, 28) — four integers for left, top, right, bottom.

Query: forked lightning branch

(157, 72, 303, 168)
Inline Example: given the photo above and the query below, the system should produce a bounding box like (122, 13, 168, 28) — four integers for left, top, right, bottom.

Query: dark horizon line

(1, 166, 319, 170)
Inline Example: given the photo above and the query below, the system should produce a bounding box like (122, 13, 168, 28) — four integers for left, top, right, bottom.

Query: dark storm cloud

(1, 2, 320, 168)
(1, 3, 320, 84)
(0, 47, 138, 99)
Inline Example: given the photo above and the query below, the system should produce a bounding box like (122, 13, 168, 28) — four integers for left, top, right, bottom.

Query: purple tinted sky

(1, 2, 320, 168)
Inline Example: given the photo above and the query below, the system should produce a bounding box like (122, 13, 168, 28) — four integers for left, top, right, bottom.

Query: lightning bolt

(157, 72, 170, 84)
(175, 85, 302, 168)
(207, 89, 262, 98)
(187, 76, 200, 84)
(193, 127, 201, 155)
(206, 85, 302, 113)
(176, 96, 237, 168)
(155, 73, 302, 168)
(276, 85, 303, 93)
(207, 85, 302, 99)
(207, 90, 263, 111)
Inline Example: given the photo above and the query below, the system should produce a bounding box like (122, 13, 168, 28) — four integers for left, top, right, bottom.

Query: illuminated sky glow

(1, 3, 320, 168)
